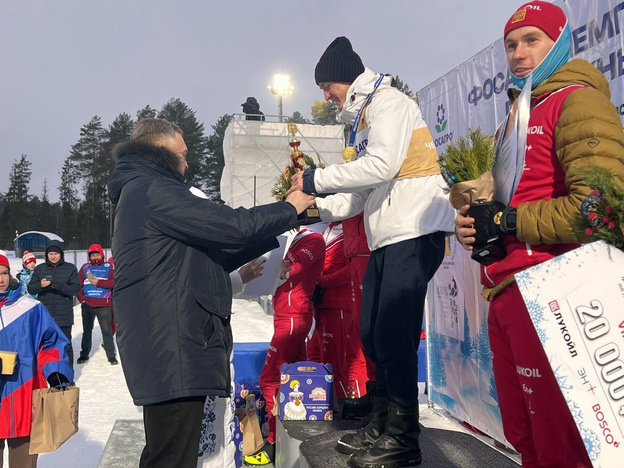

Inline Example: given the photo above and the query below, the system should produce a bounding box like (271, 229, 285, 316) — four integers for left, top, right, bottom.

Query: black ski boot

(347, 402, 422, 468)
(342, 381, 374, 419)
(336, 389, 388, 455)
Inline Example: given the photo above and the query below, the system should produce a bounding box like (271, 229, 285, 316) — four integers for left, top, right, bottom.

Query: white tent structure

(220, 118, 345, 208)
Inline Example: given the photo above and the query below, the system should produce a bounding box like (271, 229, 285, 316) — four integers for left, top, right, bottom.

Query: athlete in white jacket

(290, 37, 454, 468)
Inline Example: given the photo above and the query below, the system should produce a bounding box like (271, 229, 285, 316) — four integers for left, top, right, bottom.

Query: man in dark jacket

(108, 118, 315, 468)
(28, 240, 81, 366)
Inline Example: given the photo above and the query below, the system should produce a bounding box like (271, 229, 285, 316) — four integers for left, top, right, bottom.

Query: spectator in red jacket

(312, 222, 352, 399)
(76, 244, 117, 365)
(248, 228, 325, 466)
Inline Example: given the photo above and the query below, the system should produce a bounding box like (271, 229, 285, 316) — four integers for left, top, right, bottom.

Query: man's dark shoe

(108, 357, 119, 365)
(342, 394, 373, 419)
(76, 356, 89, 364)
(347, 402, 422, 468)
(336, 390, 388, 455)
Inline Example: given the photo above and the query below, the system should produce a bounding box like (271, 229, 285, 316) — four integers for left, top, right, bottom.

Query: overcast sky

(0, 0, 531, 201)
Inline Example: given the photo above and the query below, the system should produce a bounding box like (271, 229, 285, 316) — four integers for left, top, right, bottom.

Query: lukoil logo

(435, 104, 447, 133)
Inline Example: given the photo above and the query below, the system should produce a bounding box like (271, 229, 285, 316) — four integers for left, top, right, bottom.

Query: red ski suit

(312, 223, 352, 398)
(259, 229, 325, 443)
(342, 213, 375, 395)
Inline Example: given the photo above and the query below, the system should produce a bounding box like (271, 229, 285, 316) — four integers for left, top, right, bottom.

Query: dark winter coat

(27, 240, 80, 327)
(108, 140, 299, 406)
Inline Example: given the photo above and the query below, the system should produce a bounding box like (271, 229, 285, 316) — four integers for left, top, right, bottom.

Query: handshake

(284, 171, 318, 222)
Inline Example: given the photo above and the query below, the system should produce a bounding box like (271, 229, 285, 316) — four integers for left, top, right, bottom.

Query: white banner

(516, 242, 624, 467)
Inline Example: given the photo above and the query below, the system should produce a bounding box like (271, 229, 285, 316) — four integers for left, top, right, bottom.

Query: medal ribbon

(346, 74, 385, 150)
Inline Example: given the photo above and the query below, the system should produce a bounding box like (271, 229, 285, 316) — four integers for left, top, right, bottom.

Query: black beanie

(315, 37, 365, 85)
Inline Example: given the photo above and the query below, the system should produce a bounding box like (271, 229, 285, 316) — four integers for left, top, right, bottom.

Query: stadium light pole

(268, 74, 294, 122)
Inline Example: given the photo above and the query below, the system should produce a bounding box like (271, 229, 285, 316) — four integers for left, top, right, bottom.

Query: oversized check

(516, 241, 624, 467)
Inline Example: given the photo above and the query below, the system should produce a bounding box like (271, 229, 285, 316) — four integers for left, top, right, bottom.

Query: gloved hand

(312, 284, 325, 305)
(47, 372, 69, 389)
(466, 201, 517, 245)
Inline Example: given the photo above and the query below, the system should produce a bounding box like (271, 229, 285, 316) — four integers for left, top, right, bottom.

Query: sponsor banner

(426, 237, 508, 445)
(517, 242, 624, 466)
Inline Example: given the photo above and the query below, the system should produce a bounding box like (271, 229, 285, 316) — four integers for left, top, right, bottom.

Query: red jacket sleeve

(97, 265, 115, 290)
(318, 262, 350, 289)
(286, 234, 325, 278)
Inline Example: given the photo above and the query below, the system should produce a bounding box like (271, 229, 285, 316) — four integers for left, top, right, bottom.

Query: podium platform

(278, 407, 520, 468)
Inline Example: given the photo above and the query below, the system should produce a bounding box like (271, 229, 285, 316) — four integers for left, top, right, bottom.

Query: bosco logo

(435, 104, 447, 133)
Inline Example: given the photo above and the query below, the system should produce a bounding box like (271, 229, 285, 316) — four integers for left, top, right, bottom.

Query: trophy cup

(286, 123, 321, 225)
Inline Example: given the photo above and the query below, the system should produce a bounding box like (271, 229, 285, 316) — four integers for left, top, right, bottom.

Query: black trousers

(139, 396, 206, 468)
(360, 233, 444, 407)
(59, 325, 74, 368)
(80, 304, 116, 359)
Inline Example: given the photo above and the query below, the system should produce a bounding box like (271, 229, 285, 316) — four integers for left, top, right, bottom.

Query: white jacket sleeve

(316, 191, 369, 221)
(229, 271, 244, 297)
(314, 91, 416, 193)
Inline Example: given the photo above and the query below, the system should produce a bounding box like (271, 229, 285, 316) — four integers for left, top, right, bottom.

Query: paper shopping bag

(29, 386, 79, 454)
(241, 411, 263, 456)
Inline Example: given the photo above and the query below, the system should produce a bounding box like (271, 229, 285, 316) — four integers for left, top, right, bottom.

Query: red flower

(589, 212, 597, 220)
(603, 216, 611, 223)
(608, 221, 616, 229)
(585, 228, 594, 236)
(605, 206, 613, 214)
(591, 190, 600, 197)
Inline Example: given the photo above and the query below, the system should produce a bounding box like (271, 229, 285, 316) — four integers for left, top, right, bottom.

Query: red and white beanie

(504, 1, 567, 41)
(22, 250, 36, 266)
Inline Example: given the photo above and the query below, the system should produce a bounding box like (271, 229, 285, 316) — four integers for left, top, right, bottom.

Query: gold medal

(342, 146, 357, 162)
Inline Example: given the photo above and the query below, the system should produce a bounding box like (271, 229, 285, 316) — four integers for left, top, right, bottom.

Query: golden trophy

(286, 123, 321, 225)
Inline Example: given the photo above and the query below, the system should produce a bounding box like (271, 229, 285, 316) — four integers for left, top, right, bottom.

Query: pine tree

(0, 155, 32, 248)
(311, 101, 338, 125)
(204, 114, 232, 201)
(394, 75, 416, 101)
(158, 98, 210, 189)
(102, 113, 134, 243)
(136, 105, 157, 121)
(37, 179, 56, 233)
(285, 111, 310, 124)
(58, 157, 80, 248)
(69, 116, 109, 246)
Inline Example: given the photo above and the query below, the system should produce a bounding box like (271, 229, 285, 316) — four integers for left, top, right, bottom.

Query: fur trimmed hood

(108, 140, 186, 204)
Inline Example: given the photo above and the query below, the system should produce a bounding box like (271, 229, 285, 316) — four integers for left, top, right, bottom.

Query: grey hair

(131, 118, 183, 145)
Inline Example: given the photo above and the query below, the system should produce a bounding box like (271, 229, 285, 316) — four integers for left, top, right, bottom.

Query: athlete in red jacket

(249, 228, 325, 466)
(341, 213, 375, 416)
(313, 222, 352, 398)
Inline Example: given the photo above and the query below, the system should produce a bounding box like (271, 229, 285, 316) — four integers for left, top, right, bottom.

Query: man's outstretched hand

(286, 172, 304, 196)
(285, 190, 315, 214)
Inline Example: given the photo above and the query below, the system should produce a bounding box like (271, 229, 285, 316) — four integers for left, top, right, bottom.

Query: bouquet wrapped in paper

(439, 128, 496, 209)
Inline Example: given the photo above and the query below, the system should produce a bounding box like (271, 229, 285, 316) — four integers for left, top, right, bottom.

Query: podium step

(97, 419, 144, 467)
(276, 407, 520, 468)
